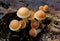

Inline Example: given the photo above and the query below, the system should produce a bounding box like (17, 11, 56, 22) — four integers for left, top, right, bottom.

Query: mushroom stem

(29, 29, 42, 37)
(36, 29, 41, 34)
(23, 18, 28, 23)
(46, 13, 54, 19)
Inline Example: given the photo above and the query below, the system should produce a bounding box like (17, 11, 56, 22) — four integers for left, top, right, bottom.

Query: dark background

(0, 0, 60, 18)
(0, 0, 60, 11)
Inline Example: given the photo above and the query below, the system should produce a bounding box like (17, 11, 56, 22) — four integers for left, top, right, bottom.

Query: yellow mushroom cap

(9, 20, 21, 31)
(17, 7, 30, 18)
(27, 11, 35, 20)
(29, 29, 37, 37)
(43, 5, 49, 12)
(19, 20, 26, 29)
(39, 6, 44, 10)
(34, 10, 46, 20)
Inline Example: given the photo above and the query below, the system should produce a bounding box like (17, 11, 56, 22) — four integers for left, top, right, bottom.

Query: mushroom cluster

(9, 5, 50, 37)
(9, 19, 26, 31)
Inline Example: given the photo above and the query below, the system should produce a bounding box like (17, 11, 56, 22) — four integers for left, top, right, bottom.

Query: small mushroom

(27, 10, 35, 20)
(39, 6, 44, 10)
(29, 29, 41, 37)
(31, 20, 39, 29)
(19, 20, 26, 29)
(39, 5, 49, 12)
(43, 5, 49, 12)
(17, 7, 30, 22)
(34, 10, 46, 21)
(9, 19, 21, 31)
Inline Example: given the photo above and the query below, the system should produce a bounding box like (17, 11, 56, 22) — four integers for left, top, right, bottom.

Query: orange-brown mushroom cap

(29, 29, 37, 37)
(9, 20, 21, 31)
(19, 20, 26, 29)
(34, 10, 46, 20)
(39, 6, 44, 10)
(27, 10, 35, 20)
(31, 20, 39, 29)
(43, 5, 49, 12)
